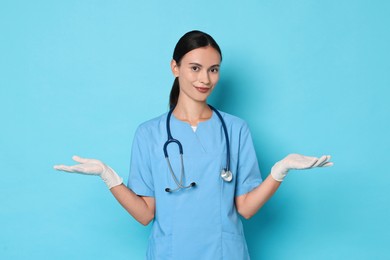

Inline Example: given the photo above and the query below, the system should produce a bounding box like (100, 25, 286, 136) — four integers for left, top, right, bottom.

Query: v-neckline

(171, 110, 216, 133)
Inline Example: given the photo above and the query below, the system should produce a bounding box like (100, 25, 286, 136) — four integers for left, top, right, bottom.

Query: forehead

(181, 46, 221, 65)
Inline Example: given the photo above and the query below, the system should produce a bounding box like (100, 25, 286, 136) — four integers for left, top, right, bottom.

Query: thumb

(72, 155, 95, 164)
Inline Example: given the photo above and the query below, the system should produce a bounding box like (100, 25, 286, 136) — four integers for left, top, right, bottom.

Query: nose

(199, 70, 210, 85)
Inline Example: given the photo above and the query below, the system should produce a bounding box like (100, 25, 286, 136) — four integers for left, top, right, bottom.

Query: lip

(194, 87, 210, 93)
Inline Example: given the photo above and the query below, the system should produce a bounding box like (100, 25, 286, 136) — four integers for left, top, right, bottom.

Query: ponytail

(169, 77, 180, 109)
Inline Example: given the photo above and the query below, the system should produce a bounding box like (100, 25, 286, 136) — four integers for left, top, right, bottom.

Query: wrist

(101, 165, 123, 189)
(270, 161, 288, 182)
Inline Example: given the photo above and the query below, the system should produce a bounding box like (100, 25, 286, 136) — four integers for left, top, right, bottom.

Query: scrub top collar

(170, 109, 218, 129)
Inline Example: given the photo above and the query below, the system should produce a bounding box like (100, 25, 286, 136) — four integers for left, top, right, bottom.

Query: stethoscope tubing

(163, 104, 231, 192)
(209, 105, 230, 173)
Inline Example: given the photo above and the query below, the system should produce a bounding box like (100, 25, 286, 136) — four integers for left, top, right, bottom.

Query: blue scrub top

(128, 109, 262, 260)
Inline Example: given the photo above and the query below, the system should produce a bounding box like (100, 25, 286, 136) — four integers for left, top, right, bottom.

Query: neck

(173, 99, 212, 126)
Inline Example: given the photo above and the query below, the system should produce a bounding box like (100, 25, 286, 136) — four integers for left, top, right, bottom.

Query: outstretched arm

(235, 174, 280, 219)
(110, 184, 155, 226)
(235, 154, 333, 219)
(54, 156, 155, 226)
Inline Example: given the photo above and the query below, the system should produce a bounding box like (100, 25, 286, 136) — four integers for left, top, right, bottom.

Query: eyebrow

(189, 62, 220, 68)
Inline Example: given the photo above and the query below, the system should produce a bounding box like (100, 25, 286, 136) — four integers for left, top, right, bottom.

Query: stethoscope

(163, 104, 233, 193)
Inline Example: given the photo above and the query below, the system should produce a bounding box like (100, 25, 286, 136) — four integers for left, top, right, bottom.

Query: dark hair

(169, 30, 222, 109)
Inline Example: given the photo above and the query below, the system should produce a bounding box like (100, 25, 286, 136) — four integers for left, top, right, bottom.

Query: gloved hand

(270, 154, 333, 182)
(53, 156, 123, 189)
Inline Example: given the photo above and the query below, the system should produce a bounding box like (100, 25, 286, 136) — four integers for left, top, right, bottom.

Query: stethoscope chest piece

(221, 169, 233, 182)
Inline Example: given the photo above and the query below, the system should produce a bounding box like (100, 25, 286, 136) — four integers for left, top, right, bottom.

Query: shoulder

(135, 112, 168, 136)
(216, 109, 249, 130)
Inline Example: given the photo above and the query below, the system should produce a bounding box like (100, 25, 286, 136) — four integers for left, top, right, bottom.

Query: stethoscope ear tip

(190, 182, 196, 187)
(165, 188, 171, 193)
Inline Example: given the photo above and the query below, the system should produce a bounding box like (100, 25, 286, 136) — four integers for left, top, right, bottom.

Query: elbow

(235, 194, 256, 220)
(139, 212, 155, 226)
(236, 206, 255, 220)
(239, 211, 254, 220)
(140, 219, 152, 226)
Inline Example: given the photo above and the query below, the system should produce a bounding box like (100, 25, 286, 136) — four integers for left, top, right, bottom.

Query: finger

(312, 155, 328, 167)
(72, 155, 96, 164)
(300, 156, 318, 169)
(317, 155, 332, 167)
(53, 164, 95, 174)
(307, 158, 319, 168)
(53, 164, 76, 172)
(287, 154, 317, 169)
(320, 161, 333, 167)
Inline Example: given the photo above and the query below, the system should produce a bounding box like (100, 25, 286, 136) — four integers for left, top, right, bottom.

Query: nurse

(54, 30, 333, 259)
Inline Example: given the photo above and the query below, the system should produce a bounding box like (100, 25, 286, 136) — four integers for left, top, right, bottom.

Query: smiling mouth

(195, 87, 210, 93)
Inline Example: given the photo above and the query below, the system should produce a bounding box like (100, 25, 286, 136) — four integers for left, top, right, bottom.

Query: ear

(171, 59, 179, 77)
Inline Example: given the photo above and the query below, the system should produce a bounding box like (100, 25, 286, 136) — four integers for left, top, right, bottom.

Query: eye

(191, 66, 200, 72)
(210, 67, 219, 73)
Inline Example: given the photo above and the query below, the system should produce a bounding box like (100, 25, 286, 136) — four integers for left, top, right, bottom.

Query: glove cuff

(101, 165, 123, 189)
(270, 161, 289, 182)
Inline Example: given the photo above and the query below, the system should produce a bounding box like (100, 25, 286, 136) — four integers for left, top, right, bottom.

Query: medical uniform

(128, 109, 262, 260)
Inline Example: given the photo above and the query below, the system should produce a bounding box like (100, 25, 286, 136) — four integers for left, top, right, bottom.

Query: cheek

(211, 74, 220, 84)
(178, 75, 194, 88)
(179, 71, 197, 82)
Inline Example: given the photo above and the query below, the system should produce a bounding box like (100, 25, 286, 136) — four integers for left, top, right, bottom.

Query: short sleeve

(235, 123, 262, 196)
(127, 126, 155, 197)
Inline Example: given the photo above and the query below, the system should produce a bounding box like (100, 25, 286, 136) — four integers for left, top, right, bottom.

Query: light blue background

(1, 0, 389, 259)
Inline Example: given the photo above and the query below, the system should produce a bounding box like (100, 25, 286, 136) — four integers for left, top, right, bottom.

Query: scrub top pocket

(147, 235, 172, 260)
(222, 232, 250, 260)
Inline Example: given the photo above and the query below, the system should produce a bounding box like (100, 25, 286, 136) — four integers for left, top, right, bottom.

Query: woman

(54, 30, 332, 259)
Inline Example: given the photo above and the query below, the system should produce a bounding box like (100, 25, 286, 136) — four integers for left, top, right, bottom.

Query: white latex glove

(53, 156, 123, 189)
(270, 154, 333, 182)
